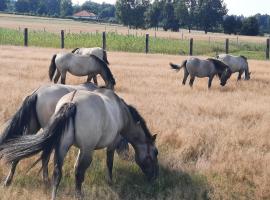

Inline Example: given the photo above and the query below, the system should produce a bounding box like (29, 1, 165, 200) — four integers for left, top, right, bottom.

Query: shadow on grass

(110, 164, 209, 200)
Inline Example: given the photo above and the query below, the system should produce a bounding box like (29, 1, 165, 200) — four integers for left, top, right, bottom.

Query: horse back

(186, 58, 215, 77)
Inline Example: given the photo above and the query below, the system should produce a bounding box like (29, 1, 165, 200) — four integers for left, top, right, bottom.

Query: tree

(145, 0, 162, 30)
(60, 0, 73, 17)
(47, 0, 60, 16)
(161, 1, 179, 31)
(241, 16, 259, 36)
(197, 0, 227, 34)
(116, 0, 150, 29)
(15, 0, 29, 13)
(0, 0, 8, 11)
(223, 15, 237, 34)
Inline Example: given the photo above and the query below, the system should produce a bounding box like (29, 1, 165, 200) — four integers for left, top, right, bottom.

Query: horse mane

(240, 55, 247, 61)
(90, 55, 115, 86)
(207, 58, 229, 71)
(127, 105, 153, 141)
(71, 48, 79, 53)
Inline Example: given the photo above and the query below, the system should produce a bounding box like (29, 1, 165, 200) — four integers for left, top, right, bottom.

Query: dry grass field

(0, 13, 268, 43)
(0, 45, 270, 200)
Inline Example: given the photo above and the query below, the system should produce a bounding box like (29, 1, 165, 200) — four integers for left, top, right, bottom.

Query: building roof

(73, 10, 96, 17)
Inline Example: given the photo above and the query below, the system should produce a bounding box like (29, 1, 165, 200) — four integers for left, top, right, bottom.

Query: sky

(72, 0, 270, 17)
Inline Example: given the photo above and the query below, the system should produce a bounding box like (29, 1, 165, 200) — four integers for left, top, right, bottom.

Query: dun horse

(71, 47, 110, 85)
(0, 89, 159, 200)
(49, 52, 115, 89)
(217, 54, 251, 80)
(170, 58, 232, 88)
(0, 83, 127, 187)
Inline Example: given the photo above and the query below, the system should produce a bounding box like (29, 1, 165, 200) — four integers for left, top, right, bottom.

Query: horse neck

(99, 66, 114, 89)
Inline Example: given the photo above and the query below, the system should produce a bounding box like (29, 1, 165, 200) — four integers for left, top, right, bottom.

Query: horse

(49, 52, 115, 90)
(217, 54, 251, 80)
(170, 58, 232, 88)
(0, 89, 159, 200)
(0, 83, 128, 187)
(71, 47, 110, 85)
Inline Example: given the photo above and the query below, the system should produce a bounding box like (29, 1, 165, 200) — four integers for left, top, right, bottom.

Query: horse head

(220, 67, 232, 86)
(125, 105, 159, 181)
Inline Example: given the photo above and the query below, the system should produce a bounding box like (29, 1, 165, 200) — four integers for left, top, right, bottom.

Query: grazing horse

(71, 47, 110, 85)
(0, 83, 127, 187)
(170, 58, 232, 88)
(0, 89, 159, 200)
(217, 54, 251, 80)
(49, 53, 115, 90)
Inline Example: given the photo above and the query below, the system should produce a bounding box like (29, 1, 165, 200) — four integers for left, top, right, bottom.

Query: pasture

(0, 45, 269, 200)
(0, 13, 268, 60)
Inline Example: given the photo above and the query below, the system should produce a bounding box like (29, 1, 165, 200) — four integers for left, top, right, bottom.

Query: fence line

(7, 27, 267, 60)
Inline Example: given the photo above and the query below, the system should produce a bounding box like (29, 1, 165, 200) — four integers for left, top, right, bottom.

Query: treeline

(0, 0, 269, 36)
(0, 0, 115, 20)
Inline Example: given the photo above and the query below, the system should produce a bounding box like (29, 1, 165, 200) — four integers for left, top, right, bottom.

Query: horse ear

(152, 134, 157, 141)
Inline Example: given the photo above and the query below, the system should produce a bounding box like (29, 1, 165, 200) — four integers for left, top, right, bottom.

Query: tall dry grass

(0, 45, 269, 200)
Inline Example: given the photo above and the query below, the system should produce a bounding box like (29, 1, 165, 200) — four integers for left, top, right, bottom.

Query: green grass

(0, 27, 267, 60)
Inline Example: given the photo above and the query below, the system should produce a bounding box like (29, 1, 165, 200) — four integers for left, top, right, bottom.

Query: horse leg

(87, 75, 92, 83)
(238, 70, 244, 81)
(208, 75, 214, 89)
(189, 76, 195, 87)
(3, 161, 19, 187)
(60, 71, 66, 85)
(182, 69, 189, 85)
(74, 150, 92, 198)
(92, 75, 98, 85)
(106, 148, 115, 184)
(53, 69, 61, 84)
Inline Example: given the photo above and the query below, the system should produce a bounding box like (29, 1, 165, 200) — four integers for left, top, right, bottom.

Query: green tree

(145, 0, 162, 30)
(197, 0, 227, 34)
(162, 1, 179, 31)
(116, 0, 150, 29)
(0, 0, 8, 11)
(48, 0, 60, 16)
(223, 15, 237, 34)
(15, 0, 29, 13)
(241, 16, 259, 36)
(60, 0, 73, 17)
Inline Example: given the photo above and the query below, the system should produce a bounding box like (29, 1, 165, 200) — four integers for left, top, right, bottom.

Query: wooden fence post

(61, 30, 64, 49)
(189, 38, 193, 56)
(266, 38, 270, 60)
(102, 32, 106, 50)
(24, 28, 28, 47)
(145, 34, 149, 54)
(225, 38, 229, 54)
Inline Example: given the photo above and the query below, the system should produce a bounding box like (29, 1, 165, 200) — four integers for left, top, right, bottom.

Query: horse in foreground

(217, 54, 251, 80)
(0, 83, 127, 187)
(0, 89, 159, 200)
(170, 58, 232, 88)
(71, 47, 110, 85)
(49, 52, 115, 89)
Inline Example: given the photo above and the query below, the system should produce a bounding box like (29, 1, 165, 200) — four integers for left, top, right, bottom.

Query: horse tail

(103, 49, 110, 65)
(170, 60, 187, 72)
(49, 54, 57, 81)
(0, 103, 76, 164)
(71, 48, 79, 53)
(0, 92, 39, 146)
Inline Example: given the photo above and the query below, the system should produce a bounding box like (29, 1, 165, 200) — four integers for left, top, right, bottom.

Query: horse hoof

(3, 179, 12, 187)
(75, 191, 84, 200)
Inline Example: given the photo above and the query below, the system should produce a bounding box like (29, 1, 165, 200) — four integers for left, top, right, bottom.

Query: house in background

(73, 10, 97, 20)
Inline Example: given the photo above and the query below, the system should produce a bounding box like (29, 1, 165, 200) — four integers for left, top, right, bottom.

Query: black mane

(240, 55, 247, 61)
(207, 58, 229, 72)
(90, 55, 115, 86)
(127, 105, 153, 141)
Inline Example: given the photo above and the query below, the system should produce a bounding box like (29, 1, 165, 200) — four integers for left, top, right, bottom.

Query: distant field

(0, 13, 269, 60)
(0, 46, 269, 200)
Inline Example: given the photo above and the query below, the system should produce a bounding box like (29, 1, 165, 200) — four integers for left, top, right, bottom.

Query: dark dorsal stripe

(240, 55, 247, 61)
(127, 105, 153, 141)
(207, 58, 229, 72)
(71, 48, 79, 53)
(89, 55, 115, 85)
